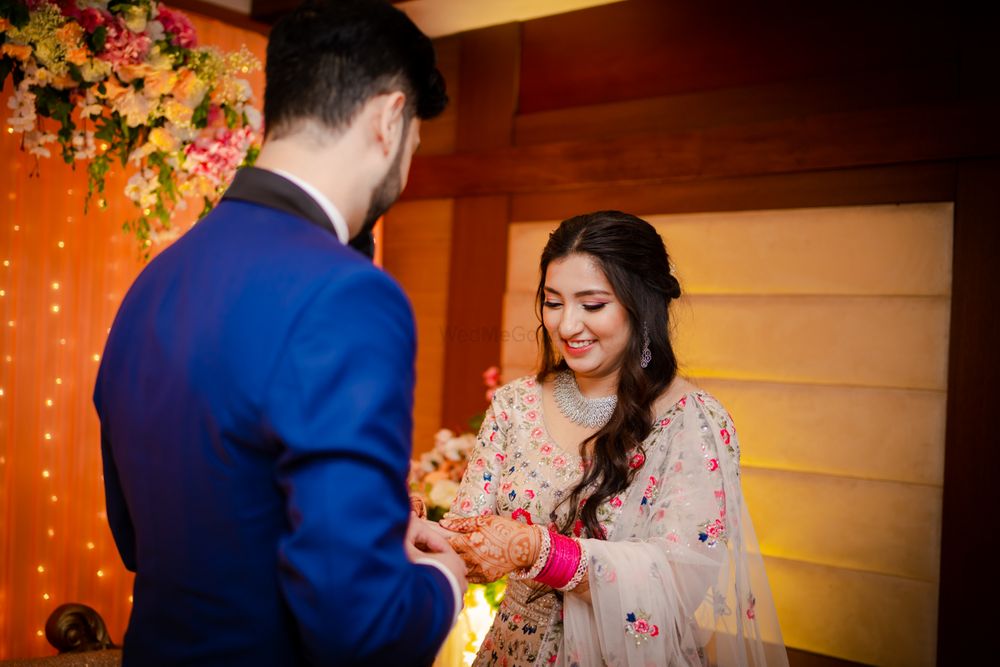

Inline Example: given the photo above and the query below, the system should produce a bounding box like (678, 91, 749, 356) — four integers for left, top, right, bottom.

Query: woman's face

(542, 253, 631, 381)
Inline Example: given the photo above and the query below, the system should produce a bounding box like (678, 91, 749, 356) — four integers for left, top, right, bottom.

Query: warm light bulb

(12, 225, 18, 231)
(100, 143, 108, 151)
(36, 630, 43, 637)
(42, 593, 50, 600)
(42, 470, 50, 478)
(0, 290, 5, 297)
(51, 304, 60, 313)
(57, 241, 65, 249)
(3, 260, 9, 266)
(44, 433, 52, 440)
(50, 495, 58, 502)
(59, 339, 66, 345)
(66, 189, 73, 196)
(87, 542, 95, 550)
(51, 282, 59, 290)
(47, 528, 55, 537)
(128, 595, 134, 603)
(92, 354, 100, 362)
(55, 378, 62, 384)
(143, 208, 151, 216)
(96, 570, 104, 578)
(6, 321, 13, 327)
(0, 388, 4, 397)
(37, 565, 45, 573)
(45, 399, 52, 406)
(6, 127, 13, 134)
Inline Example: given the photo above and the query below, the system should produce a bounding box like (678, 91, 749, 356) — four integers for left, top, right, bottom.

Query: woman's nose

(558, 309, 583, 338)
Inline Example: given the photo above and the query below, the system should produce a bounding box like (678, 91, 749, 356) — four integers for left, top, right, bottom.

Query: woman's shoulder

(489, 374, 541, 408)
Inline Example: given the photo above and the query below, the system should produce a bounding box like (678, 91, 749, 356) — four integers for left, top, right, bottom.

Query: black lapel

(222, 167, 375, 259)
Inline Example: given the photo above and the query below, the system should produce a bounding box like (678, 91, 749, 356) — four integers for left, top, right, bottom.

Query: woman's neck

(573, 370, 618, 398)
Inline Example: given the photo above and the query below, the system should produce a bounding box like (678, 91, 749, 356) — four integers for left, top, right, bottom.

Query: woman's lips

(563, 339, 595, 356)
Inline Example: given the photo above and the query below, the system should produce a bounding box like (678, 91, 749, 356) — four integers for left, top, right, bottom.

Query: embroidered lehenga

(445, 376, 787, 667)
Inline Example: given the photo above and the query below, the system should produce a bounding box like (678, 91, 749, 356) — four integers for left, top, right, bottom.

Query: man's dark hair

(264, 0, 448, 139)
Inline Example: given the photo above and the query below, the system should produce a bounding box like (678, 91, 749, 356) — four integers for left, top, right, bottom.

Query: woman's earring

(640, 322, 652, 369)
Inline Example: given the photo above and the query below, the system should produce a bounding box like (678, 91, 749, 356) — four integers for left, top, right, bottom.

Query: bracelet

(558, 539, 589, 592)
(509, 526, 550, 580)
(534, 532, 581, 589)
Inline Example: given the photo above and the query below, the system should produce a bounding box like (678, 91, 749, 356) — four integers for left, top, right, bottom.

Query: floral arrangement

(0, 0, 261, 251)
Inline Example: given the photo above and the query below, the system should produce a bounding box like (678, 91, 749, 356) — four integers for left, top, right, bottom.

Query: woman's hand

(439, 514, 541, 584)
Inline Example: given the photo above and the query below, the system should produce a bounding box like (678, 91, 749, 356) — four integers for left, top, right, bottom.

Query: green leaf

(0, 0, 30, 29)
(190, 93, 212, 129)
(224, 106, 239, 129)
(89, 26, 107, 54)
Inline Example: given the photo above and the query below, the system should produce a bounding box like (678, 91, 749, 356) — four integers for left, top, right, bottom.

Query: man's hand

(406, 513, 469, 596)
(439, 514, 541, 584)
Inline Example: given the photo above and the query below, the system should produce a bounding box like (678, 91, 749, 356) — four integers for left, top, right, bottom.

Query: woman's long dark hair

(536, 211, 682, 540)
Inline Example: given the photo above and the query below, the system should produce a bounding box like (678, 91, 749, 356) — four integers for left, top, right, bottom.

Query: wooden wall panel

(743, 469, 942, 581)
(382, 199, 454, 455)
(697, 379, 945, 486)
(419, 36, 461, 156)
(766, 557, 938, 667)
(518, 0, 957, 113)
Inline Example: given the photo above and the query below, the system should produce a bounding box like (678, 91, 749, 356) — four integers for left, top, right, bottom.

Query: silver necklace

(552, 370, 617, 429)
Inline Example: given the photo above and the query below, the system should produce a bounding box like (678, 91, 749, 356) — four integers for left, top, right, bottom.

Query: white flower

(428, 479, 459, 509)
(244, 106, 262, 132)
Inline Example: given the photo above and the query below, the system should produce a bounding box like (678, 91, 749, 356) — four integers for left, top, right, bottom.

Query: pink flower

(707, 519, 725, 537)
(511, 613, 524, 624)
(98, 18, 152, 68)
(525, 410, 539, 422)
(633, 619, 650, 634)
(525, 378, 536, 387)
(531, 427, 544, 439)
(552, 455, 566, 467)
(157, 4, 198, 49)
(714, 489, 725, 500)
(511, 508, 533, 525)
(678, 396, 687, 408)
(524, 393, 537, 404)
(540, 443, 553, 455)
(609, 496, 622, 508)
(501, 482, 512, 492)
(720, 429, 731, 445)
(644, 476, 658, 499)
(673, 462, 683, 473)
(460, 498, 473, 512)
(650, 625, 660, 637)
(483, 482, 492, 493)
(482, 366, 500, 388)
(666, 531, 679, 542)
(499, 411, 509, 422)
(660, 418, 671, 427)
(495, 453, 506, 462)
(472, 457, 485, 471)
(707, 458, 719, 472)
(525, 489, 535, 499)
(629, 452, 645, 468)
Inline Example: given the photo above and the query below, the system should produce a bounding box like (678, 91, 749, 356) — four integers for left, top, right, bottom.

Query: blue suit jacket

(94, 168, 454, 666)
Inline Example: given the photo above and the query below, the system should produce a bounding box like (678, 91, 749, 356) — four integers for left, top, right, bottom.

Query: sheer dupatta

(561, 394, 788, 667)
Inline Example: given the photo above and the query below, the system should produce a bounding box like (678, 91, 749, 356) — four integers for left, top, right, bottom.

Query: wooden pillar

(937, 158, 1000, 663)
(440, 23, 519, 430)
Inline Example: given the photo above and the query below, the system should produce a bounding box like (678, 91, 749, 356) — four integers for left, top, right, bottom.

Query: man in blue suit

(93, 2, 465, 664)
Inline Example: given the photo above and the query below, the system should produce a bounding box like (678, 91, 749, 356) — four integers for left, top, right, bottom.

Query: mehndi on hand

(439, 514, 541, 584)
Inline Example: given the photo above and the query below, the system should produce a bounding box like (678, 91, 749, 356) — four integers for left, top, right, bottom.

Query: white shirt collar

(265, 168, 350, 245)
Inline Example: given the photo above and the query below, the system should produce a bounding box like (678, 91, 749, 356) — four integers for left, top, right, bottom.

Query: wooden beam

(404, 103, 999, 199)
(509, 162, 957, 222)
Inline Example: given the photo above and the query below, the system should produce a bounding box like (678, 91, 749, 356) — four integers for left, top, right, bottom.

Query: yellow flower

(124, 6, 148, 34)
(144, 70, 178, 98)
(116, 63, 156, 83)
(173, 68, 208, 108)
(148, 127, 179, 152)
(162, 99, 194, 126)
(1, 43, 32, 62)
(79, 59, 112, 83)
(50, 73, 77, 90)
(100, 77, 131, 101)
(65, 46, 90, 67)
(0, 18, 12, 32)
(55, 22, 84, 46)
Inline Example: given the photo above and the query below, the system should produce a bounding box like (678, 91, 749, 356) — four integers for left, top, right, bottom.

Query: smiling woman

(441, 211, 787, 667)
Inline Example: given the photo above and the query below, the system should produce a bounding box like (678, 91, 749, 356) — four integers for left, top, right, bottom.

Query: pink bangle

(534, 532, 581, 589)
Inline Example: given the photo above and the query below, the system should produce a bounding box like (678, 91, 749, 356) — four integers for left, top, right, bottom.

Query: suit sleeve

(95, 373, 138, 572)
(263, 267, 455, 665)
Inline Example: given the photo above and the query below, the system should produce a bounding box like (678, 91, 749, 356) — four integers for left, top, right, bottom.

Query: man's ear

(373, 92, 407, 157)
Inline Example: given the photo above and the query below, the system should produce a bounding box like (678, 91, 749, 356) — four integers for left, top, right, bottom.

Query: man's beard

(350, 136, 406, 255)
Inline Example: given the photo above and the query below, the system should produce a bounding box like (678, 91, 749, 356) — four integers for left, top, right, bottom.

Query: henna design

(443, 515, 541, 584)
